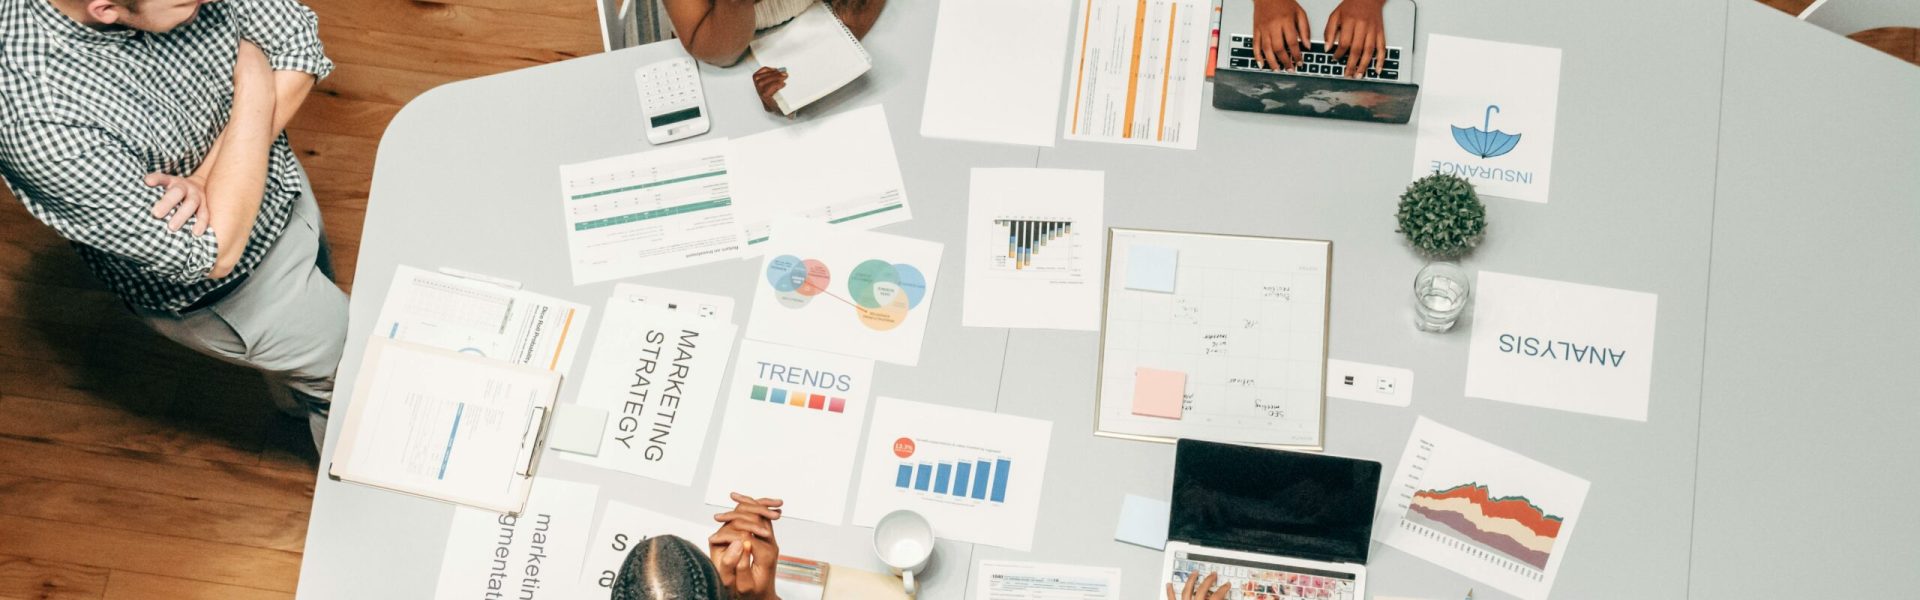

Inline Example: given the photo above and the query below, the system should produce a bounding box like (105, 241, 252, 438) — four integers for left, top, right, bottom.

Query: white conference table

(297, 1, 1920, 598)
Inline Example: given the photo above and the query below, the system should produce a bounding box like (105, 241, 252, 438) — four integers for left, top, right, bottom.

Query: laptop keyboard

(1172, 556, 1358, 600)
(1227, 35, 1403, 81)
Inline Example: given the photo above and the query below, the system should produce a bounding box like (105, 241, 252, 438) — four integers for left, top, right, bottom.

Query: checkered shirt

(0, 0, 333, 311)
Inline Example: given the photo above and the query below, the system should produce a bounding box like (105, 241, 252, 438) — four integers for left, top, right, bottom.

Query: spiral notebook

(750, 2, 871, 114)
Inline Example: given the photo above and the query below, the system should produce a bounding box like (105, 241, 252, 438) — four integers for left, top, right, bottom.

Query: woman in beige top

(663, 0, 886, 113)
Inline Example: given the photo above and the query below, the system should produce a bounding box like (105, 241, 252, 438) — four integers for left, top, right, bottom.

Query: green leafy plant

(1396, 173, 1487, 259)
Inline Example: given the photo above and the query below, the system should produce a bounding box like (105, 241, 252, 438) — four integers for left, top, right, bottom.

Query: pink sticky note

(1132, 368, 1186, 419)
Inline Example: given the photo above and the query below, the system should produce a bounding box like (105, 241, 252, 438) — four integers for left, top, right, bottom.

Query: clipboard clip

(516, 405, 549, 477)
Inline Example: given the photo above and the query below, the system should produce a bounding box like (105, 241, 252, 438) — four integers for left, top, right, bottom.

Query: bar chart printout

(1064, 0, 1211, 149)
(1374, 417, 1591, 600)
(893, 457, 1013, 503)
(853, 397, 1054, 551)
(992, 219, 1075, 272)
(961, 169, 1106, 331)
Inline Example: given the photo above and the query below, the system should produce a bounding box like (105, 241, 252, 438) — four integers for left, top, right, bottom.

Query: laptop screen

(1170, 439, 1382, 564)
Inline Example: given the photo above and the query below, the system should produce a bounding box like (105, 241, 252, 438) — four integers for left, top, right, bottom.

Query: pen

(776, 67, 788, 74)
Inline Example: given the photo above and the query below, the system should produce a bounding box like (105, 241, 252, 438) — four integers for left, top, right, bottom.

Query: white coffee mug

(872, 510, 935, 596)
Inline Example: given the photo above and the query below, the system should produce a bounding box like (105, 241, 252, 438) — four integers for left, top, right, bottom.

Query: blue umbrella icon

(1451, 105, 1522, 159)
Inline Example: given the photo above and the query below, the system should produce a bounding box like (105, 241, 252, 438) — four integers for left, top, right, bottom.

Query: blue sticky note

(1126, 245, 1178, 293)
(1115, 494, 1171, 550)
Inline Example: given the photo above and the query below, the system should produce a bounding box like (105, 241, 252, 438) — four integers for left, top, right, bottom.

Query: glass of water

(1414, 262, 1471, 332)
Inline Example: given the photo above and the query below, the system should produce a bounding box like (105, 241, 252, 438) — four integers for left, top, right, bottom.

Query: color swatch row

(750, 384, 847, 413)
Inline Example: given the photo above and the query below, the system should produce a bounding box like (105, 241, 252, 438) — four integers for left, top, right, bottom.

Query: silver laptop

(1212, 0, 1421, 123)
(1161, 440, 1383, 600)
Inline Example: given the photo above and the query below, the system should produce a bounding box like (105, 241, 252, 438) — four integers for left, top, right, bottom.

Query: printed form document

(978, 560, 1122, 600)
(1064, 0, 1211, 149)
(374, 265, 589, 373)
(559, 138, 745, 284)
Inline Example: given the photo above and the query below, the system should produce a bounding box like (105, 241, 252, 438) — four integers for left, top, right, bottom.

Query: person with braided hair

(614, 492, 786, 600)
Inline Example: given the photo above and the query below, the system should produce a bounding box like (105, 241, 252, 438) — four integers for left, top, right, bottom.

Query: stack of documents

(331, 266, 593, 513)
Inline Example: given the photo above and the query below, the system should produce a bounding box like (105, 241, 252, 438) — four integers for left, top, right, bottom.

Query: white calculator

(634, 57, 711, 145)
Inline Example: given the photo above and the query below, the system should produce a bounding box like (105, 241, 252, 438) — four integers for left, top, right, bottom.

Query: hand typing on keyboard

(1167, 570, 1231, 600)
(1251, 0, 1387, 79)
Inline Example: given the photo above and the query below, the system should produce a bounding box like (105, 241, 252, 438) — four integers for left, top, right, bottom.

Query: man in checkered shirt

(1, 0, 344, 449)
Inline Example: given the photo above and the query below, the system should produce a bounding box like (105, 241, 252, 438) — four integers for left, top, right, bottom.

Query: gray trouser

(135, 182, 348, 450)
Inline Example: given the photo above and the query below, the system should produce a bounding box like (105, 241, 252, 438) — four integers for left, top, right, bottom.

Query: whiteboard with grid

(1095, 228, 1331, 449)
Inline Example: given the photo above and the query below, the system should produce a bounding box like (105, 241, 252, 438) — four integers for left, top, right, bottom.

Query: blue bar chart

(893, 456, 1013, 504)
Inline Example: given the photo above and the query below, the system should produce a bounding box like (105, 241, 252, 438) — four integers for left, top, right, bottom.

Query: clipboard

(328, 336, 560, 515)
(1092, 228, 1333, 450)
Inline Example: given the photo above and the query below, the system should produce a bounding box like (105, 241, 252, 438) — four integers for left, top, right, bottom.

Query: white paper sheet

(610, 282, 736, 323)
(961, 169, 1105, 330)
(729, 104, 912, 251)
(560, 300, 737, 485)
(374, 265, 590, 373)
(920, 0, 1074, 147)
(558, 138, 746, 284)
(333, 337, 559, 513)
(745, 217, 944, 366)
(577, 500, 715, 599)
(1374, 418, 1589, 600)
(1463, 271, 1658, 421)
(1410, 35, 1563, 203)
(851, 397, 1053, 551)
(704, 340, 876, 525)
(975, 560, 1122, 600)
(433, 478, 600, 600)
(1062, 0, 1211, 149)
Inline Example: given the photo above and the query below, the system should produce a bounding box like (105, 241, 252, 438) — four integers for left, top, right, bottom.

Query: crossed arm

(147, 40, 318, 279)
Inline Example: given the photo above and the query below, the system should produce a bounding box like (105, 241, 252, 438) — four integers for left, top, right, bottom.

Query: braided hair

(612, 535, 731, 600)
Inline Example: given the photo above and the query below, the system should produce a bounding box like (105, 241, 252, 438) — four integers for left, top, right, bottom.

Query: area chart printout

(851, 397, 1053, 551)
(1374, 417, 1590, 600)
(1064, 0, 1211, 149)
(559, 137, 745, 284)
(374, 265, 589, 373)
(962, 168, 1105, 331)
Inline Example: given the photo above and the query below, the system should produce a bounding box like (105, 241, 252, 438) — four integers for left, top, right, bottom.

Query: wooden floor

(1758, 0, 1920, 65)
(0, 1, 596, 597)
(0, 1, 1910, 598)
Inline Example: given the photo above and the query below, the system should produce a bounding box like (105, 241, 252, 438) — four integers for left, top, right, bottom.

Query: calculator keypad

(638, 58, 704, 116)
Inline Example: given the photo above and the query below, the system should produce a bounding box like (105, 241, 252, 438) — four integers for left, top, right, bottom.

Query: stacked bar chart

(749, 384, 848, 414)
(893, 457, 1012, 503)
(993, 219, 1073, 270)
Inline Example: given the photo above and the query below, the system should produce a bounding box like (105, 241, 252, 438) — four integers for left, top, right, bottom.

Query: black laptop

(1162, 439, 1382, 600)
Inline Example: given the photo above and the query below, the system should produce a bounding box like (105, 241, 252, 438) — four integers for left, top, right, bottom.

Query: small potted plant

(1395, 172, 1486, 259)
(1397, 173, 1486, 332)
